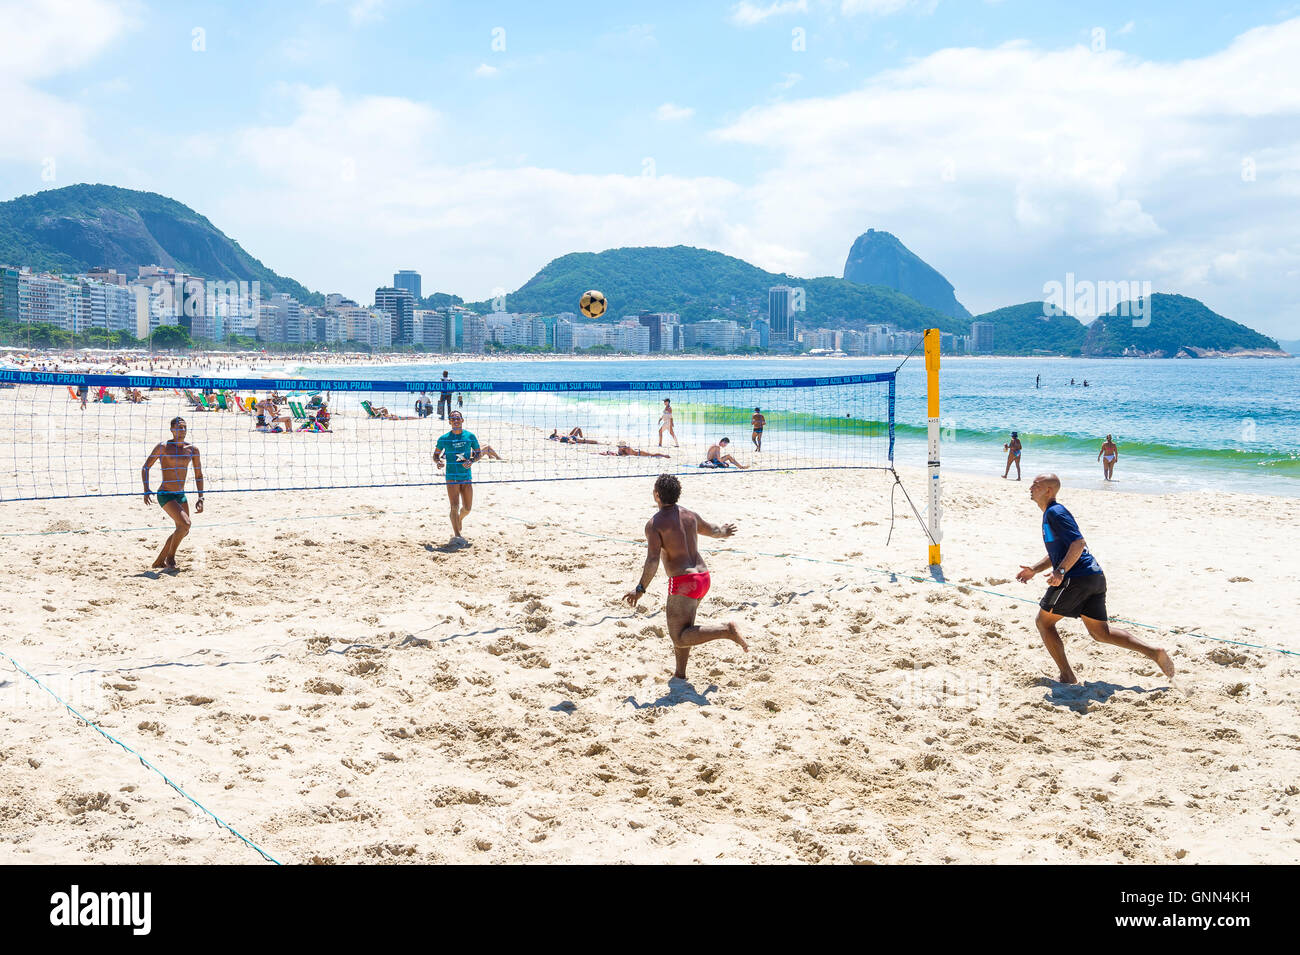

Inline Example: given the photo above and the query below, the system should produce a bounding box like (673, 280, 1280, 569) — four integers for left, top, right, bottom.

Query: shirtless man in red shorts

(623, 473, 748, 680)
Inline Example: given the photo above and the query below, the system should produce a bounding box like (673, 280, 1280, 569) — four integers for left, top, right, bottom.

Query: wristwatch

(635, 583, 645, 594)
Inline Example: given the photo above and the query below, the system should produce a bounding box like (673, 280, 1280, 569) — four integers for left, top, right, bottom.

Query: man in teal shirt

(434, 410, 481, 545)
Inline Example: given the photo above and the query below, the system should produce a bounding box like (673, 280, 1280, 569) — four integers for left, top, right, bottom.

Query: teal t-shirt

(437, 429, 479, 481)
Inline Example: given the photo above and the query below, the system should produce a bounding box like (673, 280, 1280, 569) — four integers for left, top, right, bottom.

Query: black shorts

(1039, 572, 1107, 620)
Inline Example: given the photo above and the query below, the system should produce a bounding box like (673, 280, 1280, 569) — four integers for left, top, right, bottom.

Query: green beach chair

(361, 400, 381, 419)
(289, 401, 308, 421)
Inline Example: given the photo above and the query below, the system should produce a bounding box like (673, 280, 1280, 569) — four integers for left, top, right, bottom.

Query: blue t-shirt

(437, 430, 479, 481)
(1042, 502, 1102, 577)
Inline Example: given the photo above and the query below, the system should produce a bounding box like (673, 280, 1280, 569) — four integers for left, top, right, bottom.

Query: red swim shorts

(668, 571, 711, 600)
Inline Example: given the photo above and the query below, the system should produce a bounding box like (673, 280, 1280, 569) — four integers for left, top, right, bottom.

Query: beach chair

(361, 400, 382, 419)
(215, 392, 229, 411)
(67, 386, 79, 400)
(289, 401, 309, 421)
(182, 388, 210, 410)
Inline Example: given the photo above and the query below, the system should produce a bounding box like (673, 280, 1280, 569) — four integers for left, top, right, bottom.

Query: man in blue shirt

(434, 410, 480, 546)
(1016, 473, 1174, 685)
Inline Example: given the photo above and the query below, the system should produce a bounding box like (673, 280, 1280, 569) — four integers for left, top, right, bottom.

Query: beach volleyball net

(0, 369, 895, 501)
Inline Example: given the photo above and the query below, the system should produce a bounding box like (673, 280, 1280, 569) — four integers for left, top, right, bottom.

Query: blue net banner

(1, 369, 895, 394)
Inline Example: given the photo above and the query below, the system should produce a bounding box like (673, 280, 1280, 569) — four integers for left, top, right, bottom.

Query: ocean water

(297, 356, 1300, 497)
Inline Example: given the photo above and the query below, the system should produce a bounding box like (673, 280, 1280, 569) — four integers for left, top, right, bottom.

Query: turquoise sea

(299, 356, 1300, 497)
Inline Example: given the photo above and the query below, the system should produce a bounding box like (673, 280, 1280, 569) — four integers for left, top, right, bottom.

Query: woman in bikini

(658, 399, 678, 448)
(1098, 434, 1119, 481)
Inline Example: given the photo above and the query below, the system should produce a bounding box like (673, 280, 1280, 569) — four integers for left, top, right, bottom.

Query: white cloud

(0, 0, 135, 81)
(775, 72, 803, 91)
(208, 85, 756, 304)
(0, 0, 136, 163)
(348, 0, 384, 26)
(656, 102, 695, 121)
(474, 63, 499, 77)
(1118, 20, 1136, 35)
(713, 19, 1300, 331)
(730, 1, 808, 27)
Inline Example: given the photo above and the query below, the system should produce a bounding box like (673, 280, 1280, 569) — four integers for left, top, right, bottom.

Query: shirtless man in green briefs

(141, 416, 205, 569)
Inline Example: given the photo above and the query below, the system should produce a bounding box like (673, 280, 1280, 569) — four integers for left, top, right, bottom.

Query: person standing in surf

(1002, 431, 1022, 480)
(1098, 435, 1119, 481)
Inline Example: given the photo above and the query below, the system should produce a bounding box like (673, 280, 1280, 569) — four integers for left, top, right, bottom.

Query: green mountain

(0, 184, 322, 304)
(1082, 293, 1284, 357)
(971, 302, 1087, 356)
(485, 245, 965, 333)
(843, 229, 970, 320)
(420, 292, 464, 309)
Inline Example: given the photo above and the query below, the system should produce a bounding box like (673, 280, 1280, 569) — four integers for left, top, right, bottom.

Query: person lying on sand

(623, 473, 747, 680)
(601, 441, 669, 458)
(549, 427, 599, 445)
(141, 416, 204, 570)
(1015, 472, 1174, 686)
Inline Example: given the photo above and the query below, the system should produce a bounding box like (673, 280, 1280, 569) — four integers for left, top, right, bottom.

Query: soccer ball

(580, 290, 607, 319)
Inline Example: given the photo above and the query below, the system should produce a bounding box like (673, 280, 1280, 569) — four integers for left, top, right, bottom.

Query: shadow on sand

(624, 678, 718, 710)
(1038, 678, 1171, 713)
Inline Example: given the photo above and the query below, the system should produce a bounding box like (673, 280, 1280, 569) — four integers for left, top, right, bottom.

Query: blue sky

(1, 0, 1298, 337)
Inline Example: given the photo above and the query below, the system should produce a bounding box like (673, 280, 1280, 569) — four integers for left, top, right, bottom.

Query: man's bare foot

(165, 555, 177, 569)
(726, 622, 749, 652)
(672, 670, 686, 680)
(1153, 649, 1175, 679)
(151, 557, 166, 569)
(1058, 670, 1079, 685)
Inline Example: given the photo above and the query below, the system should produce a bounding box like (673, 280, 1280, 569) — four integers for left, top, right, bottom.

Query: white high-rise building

(970, 321, 994, 353)
(690, 319, 742, 351)
(414, 309, 445, 350)
(17, 273, 81, 330)
(82, 279, 136, 333)
(614, 321, 651, 354)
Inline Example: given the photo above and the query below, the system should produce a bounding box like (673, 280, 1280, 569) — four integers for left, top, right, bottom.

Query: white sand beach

(1, 385, 1298, 864)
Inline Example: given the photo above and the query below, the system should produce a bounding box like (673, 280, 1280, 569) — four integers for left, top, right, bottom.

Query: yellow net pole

(924, 328, 942, 568)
